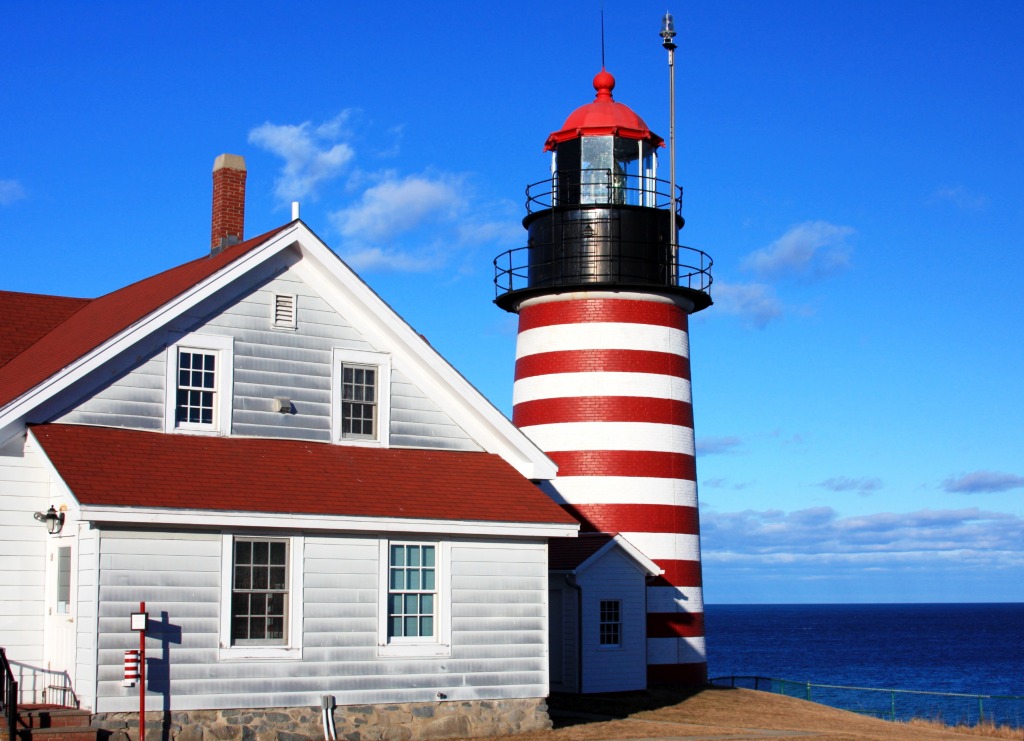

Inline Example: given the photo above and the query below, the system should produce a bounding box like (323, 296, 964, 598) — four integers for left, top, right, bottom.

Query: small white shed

(548, 533, 661, 693)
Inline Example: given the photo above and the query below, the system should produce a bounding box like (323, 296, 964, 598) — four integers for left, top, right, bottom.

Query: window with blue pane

(388, 543, 436, 639)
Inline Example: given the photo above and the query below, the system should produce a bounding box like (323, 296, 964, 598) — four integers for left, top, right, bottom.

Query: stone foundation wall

(92, 698, 552, 741)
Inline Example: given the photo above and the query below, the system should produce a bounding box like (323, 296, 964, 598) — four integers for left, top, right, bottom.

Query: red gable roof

(32, 423, 577, 526)
(0, 292, 91, 370)
(0, 226, 288, 409)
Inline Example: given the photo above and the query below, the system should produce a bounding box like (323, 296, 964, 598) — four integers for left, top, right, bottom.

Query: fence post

(806, 682, 811, 701)
(978, 696, 984, 724)
(890, 691, 896, 721)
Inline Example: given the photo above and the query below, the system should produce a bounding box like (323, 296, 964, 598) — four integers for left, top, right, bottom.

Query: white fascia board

(575, 534, 663, 577)
(0, 225, 304, 445)
(75, 504, 580, 539)
(287, 231, 556, 481)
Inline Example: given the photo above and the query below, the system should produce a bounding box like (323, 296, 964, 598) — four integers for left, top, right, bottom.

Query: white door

(43, 537, 77, 705)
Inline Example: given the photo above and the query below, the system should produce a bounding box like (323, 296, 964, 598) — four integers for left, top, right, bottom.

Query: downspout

(564, 574, 583, 694)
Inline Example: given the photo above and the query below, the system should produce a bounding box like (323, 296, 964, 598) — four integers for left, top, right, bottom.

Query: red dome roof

(544, 69, 664, 151)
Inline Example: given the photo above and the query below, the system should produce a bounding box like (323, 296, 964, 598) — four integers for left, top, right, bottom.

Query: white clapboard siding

(91, 531, 550, 712)
(0, 438, 50, 667)
(74, 527, 99, 711)
(55, 264, 480, 451)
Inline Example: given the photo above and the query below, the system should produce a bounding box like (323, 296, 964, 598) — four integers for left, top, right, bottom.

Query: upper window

(599, 599, 622, 647)
(377, 539, 450, 657)
(219, 535, 303, 660)
(165, 334, 233, 434)
(332, 349, 390, 446)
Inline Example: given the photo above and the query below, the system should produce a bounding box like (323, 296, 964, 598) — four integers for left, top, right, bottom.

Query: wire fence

(710, 675, 1024, 729)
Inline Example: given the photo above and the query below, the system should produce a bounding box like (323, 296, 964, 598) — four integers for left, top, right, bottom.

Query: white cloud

(248, 112, 356, 201)
(943, 471, 1024, 494)
(696, 436, 743, 455)
(931, 185, 987, 210)
(0, 179, 26, 205)
(709, 281, 784, 328)
(742, 221, 855, 280)
(331, 172, 464, 243)
(817, 476, 883, 494)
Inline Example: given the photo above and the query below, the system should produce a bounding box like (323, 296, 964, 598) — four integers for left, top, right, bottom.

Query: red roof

(32, 423, 577, 526)
(0, 292, 91, 370)
(545, 70, 664, 151)
(0, 226, 288, 409)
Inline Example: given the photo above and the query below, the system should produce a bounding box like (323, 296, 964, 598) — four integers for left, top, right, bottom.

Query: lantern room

(493, 69, 712, 313)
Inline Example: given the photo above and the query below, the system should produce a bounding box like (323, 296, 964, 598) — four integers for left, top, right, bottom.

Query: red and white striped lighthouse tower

(494, 68, 713, 685)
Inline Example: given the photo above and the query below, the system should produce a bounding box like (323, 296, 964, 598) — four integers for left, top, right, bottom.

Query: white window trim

(377, 539, 451, 658)
(272, 293, 298, 330)
(332, 348, 391, 447)
(218, 534, 303, 661)
(598, 598, 623, 650)
(164, 333, 234, 435)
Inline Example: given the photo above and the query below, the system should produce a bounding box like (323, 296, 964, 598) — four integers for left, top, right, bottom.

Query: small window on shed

(599, 600, 621, 647)
(273, 294, 297, 329)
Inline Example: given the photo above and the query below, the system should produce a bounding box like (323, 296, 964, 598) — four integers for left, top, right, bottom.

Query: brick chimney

(211, 154, 246, 253)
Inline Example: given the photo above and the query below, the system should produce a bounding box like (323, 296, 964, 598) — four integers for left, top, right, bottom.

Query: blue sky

(3, 1, 1022, 603)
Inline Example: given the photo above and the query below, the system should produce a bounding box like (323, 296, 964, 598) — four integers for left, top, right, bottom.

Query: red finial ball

(593, 69, 616, 99)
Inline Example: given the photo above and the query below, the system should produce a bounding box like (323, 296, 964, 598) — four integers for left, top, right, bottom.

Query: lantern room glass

(554, 136, 658, 207)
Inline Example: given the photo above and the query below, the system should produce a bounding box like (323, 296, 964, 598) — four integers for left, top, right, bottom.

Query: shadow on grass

(547, 684, 738, 730)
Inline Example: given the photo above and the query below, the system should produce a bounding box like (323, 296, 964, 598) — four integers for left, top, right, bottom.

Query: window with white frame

(219, 535, 302, 660)
(599, 599, 622, 647)
(377, 539, 450, 657)
(232, 538, 288, 645)
(332, 349, 390, 445)
(164, 334, 233, 434)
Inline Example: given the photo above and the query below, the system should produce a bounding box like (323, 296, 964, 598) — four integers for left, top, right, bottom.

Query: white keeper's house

(0, 155, 588, 740)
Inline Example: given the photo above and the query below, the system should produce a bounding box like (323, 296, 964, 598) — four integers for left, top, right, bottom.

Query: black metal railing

(710, 676, 1024, 729)
(494, 241, 712, 300)
(525, 170, 681, 213)
(1, 648, 17, 741)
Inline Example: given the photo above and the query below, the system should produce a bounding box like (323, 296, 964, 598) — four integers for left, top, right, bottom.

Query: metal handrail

(493, 242, 713, 299)
(710, 675, 1024, 728)
(525, 170, 682, 213)
(1, 648, 17, 741)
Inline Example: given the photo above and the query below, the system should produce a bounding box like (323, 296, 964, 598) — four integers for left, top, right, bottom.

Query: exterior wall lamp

(34, 505, 65, 535)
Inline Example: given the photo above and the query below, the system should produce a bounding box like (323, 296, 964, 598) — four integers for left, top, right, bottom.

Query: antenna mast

(660, 12, 678, 274)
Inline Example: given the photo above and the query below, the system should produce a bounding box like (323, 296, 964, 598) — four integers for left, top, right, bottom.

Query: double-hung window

(231, 538, 288, 645)
(599, 599, 622, 647)
(165, 334, 233, 434)
(332, 349, 390, 445)
(387, 543, 436, 640)
(219, 535, 302, 660)
(377, 540, 450, 657)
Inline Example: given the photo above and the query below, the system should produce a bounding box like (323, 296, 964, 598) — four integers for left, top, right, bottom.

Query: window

(332, 349, 390, 445)
(176, 350, 216, 425)
(377, 539, 450, 657)
(341, 364, 377, 438)
(599, 600, 621, 647)
(219, 535, 302, 660)
(387, 543, 436, 640)
(56, 546, 71, 615)
(231, 539, 288, 645)
(165, 334, 233, 434)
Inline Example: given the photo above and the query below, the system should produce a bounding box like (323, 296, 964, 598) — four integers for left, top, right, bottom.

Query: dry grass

(492, 686, 1024, 741)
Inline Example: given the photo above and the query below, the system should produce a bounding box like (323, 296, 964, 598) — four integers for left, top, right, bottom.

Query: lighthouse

(494, 68, 713, 685)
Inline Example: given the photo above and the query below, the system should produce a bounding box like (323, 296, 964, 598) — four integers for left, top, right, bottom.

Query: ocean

(703, 603, 1024, 725)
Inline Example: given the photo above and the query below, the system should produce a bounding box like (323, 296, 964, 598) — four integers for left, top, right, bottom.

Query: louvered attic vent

(273, 294, 297, 329)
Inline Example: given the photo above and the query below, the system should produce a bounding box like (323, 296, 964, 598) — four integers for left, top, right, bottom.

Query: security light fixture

(34, 505, 65, 535)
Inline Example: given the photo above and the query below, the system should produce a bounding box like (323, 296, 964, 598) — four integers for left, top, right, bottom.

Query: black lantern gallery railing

(494, 169, 712, 310)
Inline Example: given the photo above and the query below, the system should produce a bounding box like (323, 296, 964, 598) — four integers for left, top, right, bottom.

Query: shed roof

(32, 423, 577, 526)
